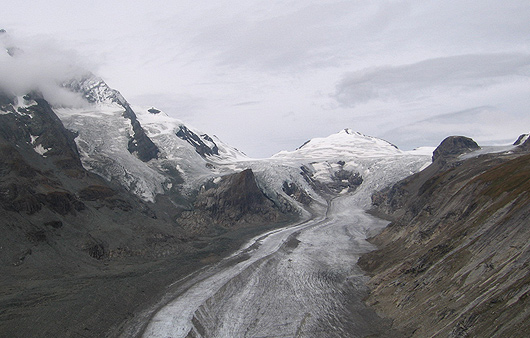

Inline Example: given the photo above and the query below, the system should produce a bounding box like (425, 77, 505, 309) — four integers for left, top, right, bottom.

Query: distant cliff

(359, 135, 530, 337)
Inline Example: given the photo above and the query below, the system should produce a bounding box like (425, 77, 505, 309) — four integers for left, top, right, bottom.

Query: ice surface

(142, 198, 396, 337)
(55, 104, 168, 201)
(141, 132, 432, 337)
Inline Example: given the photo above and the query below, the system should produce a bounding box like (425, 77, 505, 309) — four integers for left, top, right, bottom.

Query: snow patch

(34, 144, 50, 156)
(30, 134, 38, 144)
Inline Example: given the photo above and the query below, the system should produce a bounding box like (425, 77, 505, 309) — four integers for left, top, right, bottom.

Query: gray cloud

(334, 54, 530, 107)
(187, 1, 384, 71)
(0, 32, 91, 107)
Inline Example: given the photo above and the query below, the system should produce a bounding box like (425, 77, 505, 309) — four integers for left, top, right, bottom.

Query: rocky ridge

(359, 135, 530, 337)
(0, 83, 295, 337)
(177, 169, 291, 236)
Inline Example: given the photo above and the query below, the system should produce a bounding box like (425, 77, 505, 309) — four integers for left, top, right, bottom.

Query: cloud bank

(334, 54, 530, 107)
(0, 31, 90, 107)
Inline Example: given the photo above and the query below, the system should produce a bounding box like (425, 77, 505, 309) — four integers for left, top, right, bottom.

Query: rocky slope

(0, 86, 294, 337)
(0, 92, 176, 264)
(359, 135, 530, 337)
(178, 169, 292, 236)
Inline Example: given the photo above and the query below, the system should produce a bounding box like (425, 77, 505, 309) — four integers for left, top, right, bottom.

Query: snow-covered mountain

(265, 128, 432, 208)
(50, 73, 433, 211)
(55, 74, 248, 202)
(0, 39, 432, 227)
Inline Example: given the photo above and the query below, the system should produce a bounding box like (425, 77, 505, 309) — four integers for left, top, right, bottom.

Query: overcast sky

(2, 1, 530, 157)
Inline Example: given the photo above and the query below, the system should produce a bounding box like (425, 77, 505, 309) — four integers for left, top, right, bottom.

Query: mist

(0, 31, 90, 107)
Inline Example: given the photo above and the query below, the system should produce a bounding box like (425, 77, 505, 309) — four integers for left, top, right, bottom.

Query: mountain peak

(275, 129, 401, 159)
(62, 73, 126, 106)
(432, 135, 480, 162)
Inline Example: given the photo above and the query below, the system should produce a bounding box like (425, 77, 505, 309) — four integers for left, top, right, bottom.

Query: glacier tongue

(140, 144, 431, 338)
(54, 74, 433, 337)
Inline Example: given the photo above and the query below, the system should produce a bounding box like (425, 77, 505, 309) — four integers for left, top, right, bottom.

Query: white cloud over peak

(0, 32, 90, 107)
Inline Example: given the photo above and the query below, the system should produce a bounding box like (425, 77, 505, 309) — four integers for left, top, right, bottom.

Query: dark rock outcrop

(360, 138, 530, 337)
(431, 135, 480, 162)
(148, 107, 161, 114)
(513, 133, 529, 146)
(300, 163, 363, 196)
(123, 105, 160, 162)
(282, 181, 312, 205)
(178, 169, 290, 235)
(176, 125, 219, 157)
(515, 133, 530, 151)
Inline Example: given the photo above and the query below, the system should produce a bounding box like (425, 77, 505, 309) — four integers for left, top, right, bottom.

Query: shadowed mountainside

(359, 136, 530, 337)
(0, 91, 295, 337)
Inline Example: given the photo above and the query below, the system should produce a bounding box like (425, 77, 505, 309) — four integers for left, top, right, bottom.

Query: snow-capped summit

(261, 128, 431, 208)
(54, 75, 249, 201)
(272, 128, 402, 160)
(63, 73, 127, 106)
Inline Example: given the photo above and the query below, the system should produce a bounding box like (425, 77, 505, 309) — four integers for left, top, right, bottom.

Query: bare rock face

(0, 91, 186, 268)
(513, 133, 529, 145)
(175, 125, 219, 157)
(360, 139, 530, 337)
(123, 105, 160, 162)
(282, 181, 312, 206)
(432, 135, 480, 162)
(300, 163, 363, 197)
(178, 169, 288, 235)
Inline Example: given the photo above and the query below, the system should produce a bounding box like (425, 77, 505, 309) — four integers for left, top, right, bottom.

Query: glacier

(52, 74, 432, 337)
(130, 130, 431, 338)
